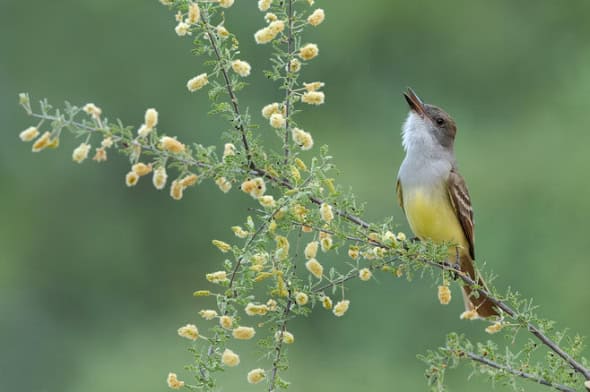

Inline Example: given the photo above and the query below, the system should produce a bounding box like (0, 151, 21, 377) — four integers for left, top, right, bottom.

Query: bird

(396, 88, 498, 318)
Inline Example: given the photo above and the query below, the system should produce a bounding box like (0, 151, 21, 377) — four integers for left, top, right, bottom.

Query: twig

(269, 297, 293, 392)
(201, 9, 253, 168)
(459, 350, 576, 392)
(283, 0, 294, 165)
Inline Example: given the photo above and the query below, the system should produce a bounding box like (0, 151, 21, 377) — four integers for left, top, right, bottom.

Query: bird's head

(401, 88, 457, 153)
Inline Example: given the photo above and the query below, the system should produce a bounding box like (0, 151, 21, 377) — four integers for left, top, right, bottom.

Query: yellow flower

(231, 60, 251, 77)
(270, 113, 286, 129)
(259, 195, 276, 208)
(241, 177, 266, 198)
(275, 330, 295, 344)
(199, 309, 218, 320)
(319, 203, 334, 223)
(289, 59, 301, 72)
(485, 322, 504, 334)
(223, 143, 236, 159)
(247, 368, 266, 384)
(175, 21, 191, 36)
(301, 91, 325, 105)
(217, 25, 229, 39)
(153, 166, 168, 190)
(219, 0, 234, 8)
(93, 147, 107, 162)
(245, 303, 269, 316)
(187, 73, 209, 92)
(19, 126, 39, 142)
(222, 349, 240, 367)
(333, 299, 350, 317)
(460, 310, 478, 320)
(305, 258, 323, 279)
(275, 235, 290, 260)
(137, 124, 152, 138)
(383, 231, 398, 247)
(83, 103, 102, 119)
(397, 232, 407, 241)
(170, 180, 184, 200)
(215, 177, 232, 193)
(144, 108, 158, 129)
(212, 240, 231, 253)
(262, 102, 280, 119)
(132, 162, 152, 176)
(359, 268, 372, 281)
(291, 127, 313, 150)
(166, 372, 184, 390)
(268, 20, 285, 34)
(265, 12, 277, 23)
(160, 136, 186, 153)
(348, 246, 360, 260)
(232, 326, 256, 340)
(304, 241, 318, 259)
(232, 226, 249, 239)
(295, 292, 309, 305)
(180, 173, 198, 187)
(72, 143, 91, 163)
(125, 171, 139, 187)
(295, 158, 307, 171)
(254, 27, 274, 44)
(321, 295, 333, 310)
(177, 324, 199, 341)
(307, 8, 325, 26)
(206, 270, 228, 283)
(101, 137, 113, 148)
(187, 2, 200, 24)
(258, 0, 272, 11)
(303, 81, 324, 92)
(299, 43, 319, 60)
(320, 232, 332, 252)
(219, 315, 233, 329)
(438, 285, 451, 305)
(266, 299, 278, 311)
(193, 290, 211, 297)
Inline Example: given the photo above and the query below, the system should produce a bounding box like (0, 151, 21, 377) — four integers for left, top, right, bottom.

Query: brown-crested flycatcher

(396, 88, 497, 318)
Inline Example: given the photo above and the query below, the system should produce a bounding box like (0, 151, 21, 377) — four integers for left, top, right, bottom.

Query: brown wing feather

(396, 179, 404, 212)
(447, 168, 475, 260)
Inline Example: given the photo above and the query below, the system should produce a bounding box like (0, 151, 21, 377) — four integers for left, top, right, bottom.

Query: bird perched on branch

(396, 88, 497, 318)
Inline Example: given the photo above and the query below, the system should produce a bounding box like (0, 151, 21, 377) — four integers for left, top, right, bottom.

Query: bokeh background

(1, 1, 590, 391)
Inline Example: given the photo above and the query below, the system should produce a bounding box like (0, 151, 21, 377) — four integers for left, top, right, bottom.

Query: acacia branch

(283, 0, 294, 164)
(269, 297, 293, 392)
(459, 350, 576, 392)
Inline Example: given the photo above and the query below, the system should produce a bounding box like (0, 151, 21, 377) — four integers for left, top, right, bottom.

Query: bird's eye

(435, 117, 445, 125)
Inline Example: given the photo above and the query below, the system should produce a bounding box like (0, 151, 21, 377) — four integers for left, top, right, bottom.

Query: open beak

(403, 88, 426, 117)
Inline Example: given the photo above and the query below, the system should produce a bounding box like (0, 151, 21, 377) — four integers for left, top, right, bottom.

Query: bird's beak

(403, 88, 426, 117)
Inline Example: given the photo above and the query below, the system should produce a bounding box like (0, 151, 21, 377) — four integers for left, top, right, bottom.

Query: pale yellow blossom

(301, 91, 325, 105)
(266, 299, 278, 311)
(397, 232, 407, 241)
(166, 372, 184, 390)
(319, 203, 334, 223)
(307, 8, 325, 26)
(359, 268, 372, 281)
(187, 2, 200, 24)
(19, 126, 39, 142)
(291, 127, 313, 150)
(137, 124, 152, 138)
(222, 348, 240, 367)
(485, 322, 504, 334)
(160, 136, 185, 153)
(289, 59, 301, 72)
(305, 258, 323, 279)
(180, 173, 198, 187)
(460, 310, 478, 320)
(319, 231, 332, 252)
(258, 195, 276, 208)
(348, 245, 360, 260)
(232, 326, 256, 340)
(275, 330, 295, 344)
(321, 295, 333, 310)
(170, 180, 184, 200)
(93, 147, 107, 162)
(72, 143, 91, 163)
(144, 108, 158, 129)
(438, 285, 451, 305)
(223, 143, 236, 159)
(125, 171, 139, 187)
(299, 43, 319, 60)
(247, 368, 266, 384)
(187, 73, 209, 92)
(245, 303, 269, 316)
(232, 226, 249, 239)
(177, 324, 199, 341)
(265, 12, 277, 22)
(295, 292, 309, 305)
(101, 137, 113, 148)
(219, 0, 234, 8)
(383, 231, 398, 247)
(212, 240, 231, 253)
(262, 102, 280, 119)
(207, 270, 228, 283)
(333, 299, 350, 317)
(199, 309, 218, 320)
(270, 113, 286, 129)
(153, 166, 168, 190)
(231, 60, 251, 77)
(132, 163, 152, 176)
(175, 21, 191, 36)
(268, 20, 285, 34)
(217, 25, 229, 39)
(83, 103, 102, 119)
(258, 0, 272, 11)
(219, 315, 233, 329)
(303, 81, 324, 92)
(304, 241, 319, 259)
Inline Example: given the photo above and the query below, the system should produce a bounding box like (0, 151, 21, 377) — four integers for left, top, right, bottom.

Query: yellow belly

(404, 187, 469, 255)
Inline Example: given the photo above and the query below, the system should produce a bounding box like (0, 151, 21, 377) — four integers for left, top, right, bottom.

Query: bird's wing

(447, 168, 475, 260)
(396, 179, 404, 212)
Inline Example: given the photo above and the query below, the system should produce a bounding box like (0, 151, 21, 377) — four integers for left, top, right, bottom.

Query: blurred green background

(1, 1, 589, 391)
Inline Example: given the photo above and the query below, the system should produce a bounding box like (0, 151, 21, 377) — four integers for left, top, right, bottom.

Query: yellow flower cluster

(199, 309, 218, 320)
(305, 258, 324, 279)
(223, 143, 236, 160)
(319, 203, 334, 223)
(247, 368, 266, 384)
(160, 136, 185, 153)
(231, 60, 251, 77)
(19, 126, 39, 142)
(302, 91, 325, 105)
(245, 303, 269, 316)
(258, 195, 276, 208)
(460, 309, 478, 320)
(241, 177, 266, 198)
(304, 241, 319, 259)
(295, 292, 309, 305)
(262, 102, 280, 119)
(187, 2, 200, 24)
(166, 372, 184, 390)
(222, 348, 240, 367)
(270, 113, 286, 129)
(187, 73, 209, 92)
(258, 0, 272, 11)
(83, 103, 102, 119)
(177, 324, 199, 341)
(232, 226, 249, 238)
(72, 143, 91, 164)
(359, 268, 372, 281)
(438, 285, 451, 305)
(485, 322, 504, 334)
(219, 0, 234, 8)
(175, 21, 191, 36)
(275, 330, 295, 344)
(254, 20, 285, 44)
(215, 177, 232, 193)
(333, 299, 350, 317)
(220, 315, 233, 329)
(299, 43, 319, 61)
(153, 166, 168, 190)
(319, 231, 332, 252)
(307, 8, 325, 26)
(348, 245, 360, 260)
(206, 270, 228, 283)
(291, 128, 313, 150)
(321, 295, 333, 309)
(233, 326, 256, 340)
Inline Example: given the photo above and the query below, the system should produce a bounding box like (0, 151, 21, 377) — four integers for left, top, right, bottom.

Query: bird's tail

(460, 254, 499, 318)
